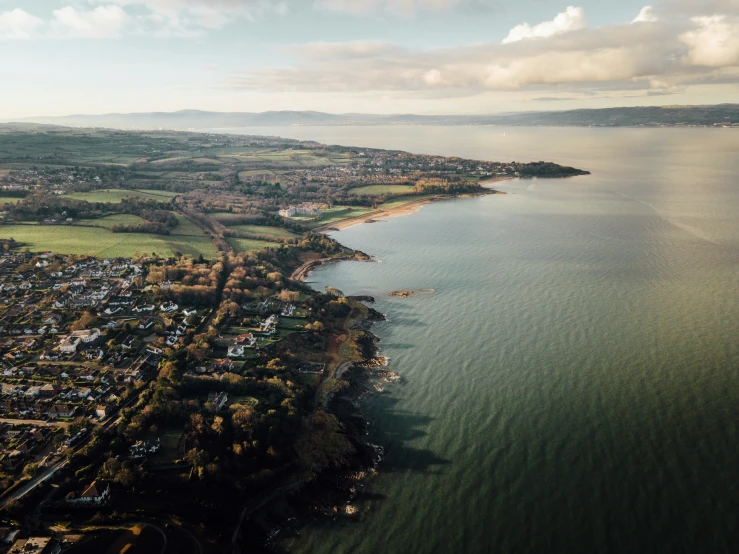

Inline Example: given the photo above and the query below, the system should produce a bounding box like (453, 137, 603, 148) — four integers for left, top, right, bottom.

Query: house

(235, 333, 257, 347)
(129, 438, 161, 459)
(73, 328, 100, 343)
(95, 405, 108, 419)
(85, 349, 104, 361)
(207, 391, 228, 412)
(39, 383, 61, 397)
(159, 302, 178, 313)
(121, 335, 135, 350)
(47, 404, 75, 419)
(58, 335, 81, 354)
(58, 328, 100, 354)
(227, 345, 245, 358)
(65, 480, 110, 504)
(260, 314, 278, 335)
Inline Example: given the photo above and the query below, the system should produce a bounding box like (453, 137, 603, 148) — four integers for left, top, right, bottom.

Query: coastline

(291, 182, 510, 283)
(324, 179, 511, 232)
(320, 197, 439, 232)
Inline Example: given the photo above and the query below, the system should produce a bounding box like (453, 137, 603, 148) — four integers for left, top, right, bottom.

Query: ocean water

(221, 127, 739, 553)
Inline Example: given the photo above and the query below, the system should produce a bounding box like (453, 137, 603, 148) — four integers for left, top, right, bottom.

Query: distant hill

(12, 105, 739, 130)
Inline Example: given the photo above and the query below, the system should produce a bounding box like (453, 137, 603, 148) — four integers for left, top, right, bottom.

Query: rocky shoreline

(241, 299, 393, 553)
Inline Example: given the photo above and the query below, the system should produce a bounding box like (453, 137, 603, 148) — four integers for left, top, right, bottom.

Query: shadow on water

(365, 396, 450, 474)
(380, 342, 416, 350)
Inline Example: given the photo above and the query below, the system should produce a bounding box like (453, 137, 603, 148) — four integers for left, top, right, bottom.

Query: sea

(213, 126, 739, 553)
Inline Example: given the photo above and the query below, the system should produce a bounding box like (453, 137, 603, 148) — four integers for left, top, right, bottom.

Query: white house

(227, 345, 245, 358)
(66, 481, 110, 504)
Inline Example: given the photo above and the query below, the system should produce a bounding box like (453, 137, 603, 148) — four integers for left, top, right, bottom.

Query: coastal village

(0, 125, 587, 553)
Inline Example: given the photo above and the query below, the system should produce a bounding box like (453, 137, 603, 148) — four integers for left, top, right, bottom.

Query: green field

(226, 237, 281, 253)
(0, 196, 23, 204)
(348, 185, 415, 196)
(76, 214, 146, 229)
(305, 206, 374, 228)
(230, 225, 299, 240)
(151, 427, 184, 464)
(0, 223, 217, 258)
(67, 188, 180, 203)
(379, 194, 436, 209)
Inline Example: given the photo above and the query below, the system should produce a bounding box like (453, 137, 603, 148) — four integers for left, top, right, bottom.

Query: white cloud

(96, 0, 288, 29)
(681, 15, 739, 67)
(632, 6, 658, 23)
(228, 6, 739, 98)
(314, 0, 462, 17)
(502, 6, 587, 44)
(0, 8, 44, 39)
(52, 6, 129, 38)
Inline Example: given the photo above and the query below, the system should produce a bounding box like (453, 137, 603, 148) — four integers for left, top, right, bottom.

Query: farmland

(348, 184, 415, 196)
(305, 206, 374, 228)
(75, 214, 146, 229)
(229, 224, 299, 240)
(226, 237, 281, 253)
(66, 188, 180, 203)
(0, 222, 217, 258)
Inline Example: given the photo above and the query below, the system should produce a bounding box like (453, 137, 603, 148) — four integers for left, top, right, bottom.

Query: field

(151, 427, 185, 464)
(76, 214, 146, 229)
(226, 237, 281, 253)
(348, 184, 415, 196)
(0, 222, 217, 258)
(229, 225, 299, 240)
(0, 196, 23, 204)
(304, 206, 374, 228)
(379, 194, 437, 209)
(66, 188, 180, 203)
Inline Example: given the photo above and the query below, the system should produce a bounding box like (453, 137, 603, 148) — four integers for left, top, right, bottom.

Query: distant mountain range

(12, 105, 739, 130)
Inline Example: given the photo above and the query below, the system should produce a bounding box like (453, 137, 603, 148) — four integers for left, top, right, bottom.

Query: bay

(217, 126, 739, 553)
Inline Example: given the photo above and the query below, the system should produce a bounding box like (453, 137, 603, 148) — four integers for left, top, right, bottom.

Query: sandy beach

(319, 180, 511, 233)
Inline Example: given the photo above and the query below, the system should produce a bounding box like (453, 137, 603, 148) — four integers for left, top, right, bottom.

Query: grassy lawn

(66, 188, 180, 203)
(151, 427, 184, 464)
(279, 318, 307, 331)
(0, 223, 217, 258)
(76, 214, 146, 229)
(226, 237, 281, 253)
(379, 194, 436, 209)
(305, 206, 374, 228)
(348, 184, 415, 196)
(230, 225, 299, 240)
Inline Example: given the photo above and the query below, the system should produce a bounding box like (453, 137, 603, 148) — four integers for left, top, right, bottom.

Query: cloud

(0, 5, 128, 39)
(96, 0, 288, 29)
(52, 6, 129, 38)
(632, 6, 658, 23)
(502, 6, 587, 44)
(0, 8, 44, 39)
(313, 0, 463, 17)
(681, 15, 739, 67)
(227, 4, 739, 99)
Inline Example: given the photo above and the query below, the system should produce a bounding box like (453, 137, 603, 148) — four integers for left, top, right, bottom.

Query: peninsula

(0, 124, 587, 552)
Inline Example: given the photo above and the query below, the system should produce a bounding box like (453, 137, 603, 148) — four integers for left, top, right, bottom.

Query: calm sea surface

(217, 127, 739, 553)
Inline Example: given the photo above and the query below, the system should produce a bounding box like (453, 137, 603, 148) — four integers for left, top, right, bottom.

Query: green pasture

(66, 188, 180, 204)
(348, 185, 415, 196)
(230, 225, 299, 240)
(0, 222, 217, 258)
(226, 237, 281, 253)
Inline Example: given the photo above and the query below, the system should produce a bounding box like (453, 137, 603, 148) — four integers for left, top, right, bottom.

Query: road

(1, 458, 68, 508)
(0, 418, 68, 427)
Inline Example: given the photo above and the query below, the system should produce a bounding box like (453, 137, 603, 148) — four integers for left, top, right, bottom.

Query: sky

(1, 0, 738, 118)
